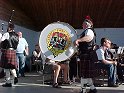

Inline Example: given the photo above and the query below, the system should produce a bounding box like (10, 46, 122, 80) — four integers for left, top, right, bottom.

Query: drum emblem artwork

(47, 28, 71, 57)
(39, 22, 77, 61)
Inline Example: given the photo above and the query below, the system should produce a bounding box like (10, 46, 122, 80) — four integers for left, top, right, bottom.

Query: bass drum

(39, 21, 77, 61)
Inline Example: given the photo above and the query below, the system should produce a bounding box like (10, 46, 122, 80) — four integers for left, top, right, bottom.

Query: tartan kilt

(0, 49, 17, 69)
(78, 53, 97, 78)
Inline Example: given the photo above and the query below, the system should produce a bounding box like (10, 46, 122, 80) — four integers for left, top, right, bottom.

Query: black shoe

(108, 84, 119, 87)
(87, 89, 97, 93)
(2, 83, 12, 87)
(14, 77, 18, 84)
(52, 83, 61, 88)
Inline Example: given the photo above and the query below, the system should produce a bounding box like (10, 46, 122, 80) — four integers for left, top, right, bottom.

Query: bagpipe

(1, 10, 15, 34)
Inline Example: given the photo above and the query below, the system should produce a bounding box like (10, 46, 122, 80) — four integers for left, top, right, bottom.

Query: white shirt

(96, 47, 105, 60)
(84, 29, 94, 39)
(0, 33, 2, 40)
(0, 32, 9, 42)
(16, 37, 28, 53)
(33, 51, 41, 58)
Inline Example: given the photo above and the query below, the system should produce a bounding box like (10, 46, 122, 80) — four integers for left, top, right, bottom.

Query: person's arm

(24, 38, 29, 56)
(25, 46, 29, 56)
(0, 33, 9, 42)
(75, 29, 94, 46)
(76, 35, 93, 43)
(0, 33, 9, 48)
(33, 51, 37, 57)
(0, 33, 2, 41)
(121, 64, 124, 66)
(96, 49, 117, 65)
(102, 59, 117, 65)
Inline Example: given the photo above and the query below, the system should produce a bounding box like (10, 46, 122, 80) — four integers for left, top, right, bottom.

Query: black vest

(104, 49, 114, 60)
(1, 32, 19, 50)
(78, 28, 95, 53)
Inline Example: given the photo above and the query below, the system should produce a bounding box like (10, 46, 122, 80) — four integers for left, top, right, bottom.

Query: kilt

(78, 53, 97, 78)
(0, 49, 17, 69)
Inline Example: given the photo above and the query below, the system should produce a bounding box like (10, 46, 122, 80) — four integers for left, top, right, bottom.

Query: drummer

(45, 58, 69, 88)
(39, 21, 77, 87)
(75, 16, 97, 93)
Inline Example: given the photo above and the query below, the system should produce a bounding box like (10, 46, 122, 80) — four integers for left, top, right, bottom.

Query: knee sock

(81, 77, 88, 93)
(11, 69, 17, 78)
(4, 69, 11, 83)
(87, 78, 96, 90)
(11, 69, 18, 84)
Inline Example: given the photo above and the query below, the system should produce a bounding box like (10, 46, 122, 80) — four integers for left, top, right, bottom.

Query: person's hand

(74, 40, 79, 46)
(24, 50, 29, 56)
(113, 61, 117, 66)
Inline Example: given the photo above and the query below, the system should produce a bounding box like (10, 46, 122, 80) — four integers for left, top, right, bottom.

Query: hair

(101, 38, 110, 46)
(35, 44, 39, 46)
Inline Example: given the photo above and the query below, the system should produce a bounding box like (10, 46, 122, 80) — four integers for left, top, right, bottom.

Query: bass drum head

(39, 21, 77, 61)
